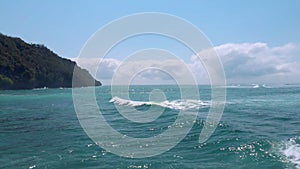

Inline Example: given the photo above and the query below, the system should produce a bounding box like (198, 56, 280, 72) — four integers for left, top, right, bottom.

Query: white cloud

(74, 57, 121, 79)
(97, 58, 121, 79)
(72, 42, 300, 85)
(111, 59, 196, 85)
(194, 42, 300, 84)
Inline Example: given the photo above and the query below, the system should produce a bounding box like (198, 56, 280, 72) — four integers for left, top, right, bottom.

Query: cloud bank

(75, 42, 300, 85)
(213, 42, 300, 84)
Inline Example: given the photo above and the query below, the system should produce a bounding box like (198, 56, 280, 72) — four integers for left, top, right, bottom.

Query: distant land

(0, 33, 101, 90)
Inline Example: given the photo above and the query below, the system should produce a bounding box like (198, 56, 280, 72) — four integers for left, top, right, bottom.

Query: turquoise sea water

(0, 85, 300, 169)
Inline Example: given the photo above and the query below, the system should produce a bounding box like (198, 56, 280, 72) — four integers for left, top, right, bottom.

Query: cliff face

(0, 33, 101, 90)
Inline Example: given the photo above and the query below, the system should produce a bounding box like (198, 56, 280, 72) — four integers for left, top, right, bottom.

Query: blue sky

(0, 0, 299, 84)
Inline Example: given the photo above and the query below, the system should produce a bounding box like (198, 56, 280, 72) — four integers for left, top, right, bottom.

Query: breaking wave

(109, 96, 210, 110)
(281, 137, 300, 168)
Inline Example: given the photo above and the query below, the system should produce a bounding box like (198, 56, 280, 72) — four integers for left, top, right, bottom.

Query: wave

(32, 86, 48, 90)
(109, 96, 210, 110)
(281, 137, 300, 168)
(252, 84, 272, 88)
(218, 84, 272, 89)
(252, 84, 260, 88)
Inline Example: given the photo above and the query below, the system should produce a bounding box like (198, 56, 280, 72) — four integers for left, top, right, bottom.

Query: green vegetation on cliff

(0, 33, 101, 90)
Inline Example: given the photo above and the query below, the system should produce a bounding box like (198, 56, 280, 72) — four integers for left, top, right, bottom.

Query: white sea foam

(109, 96, 210, 110)
(281, 137, 300, 168)
(32, 86, 48, 90)
(29, 165, 36, 169)
(224, 84, 241, 88)
(252, 84, 260, 88)
(219, 84, 273, 89)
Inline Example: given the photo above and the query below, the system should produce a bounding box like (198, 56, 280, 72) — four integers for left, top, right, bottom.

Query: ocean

(0, 85, 299, 169)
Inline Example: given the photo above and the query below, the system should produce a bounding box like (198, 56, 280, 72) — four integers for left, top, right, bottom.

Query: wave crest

(109, 96, 210, 110)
